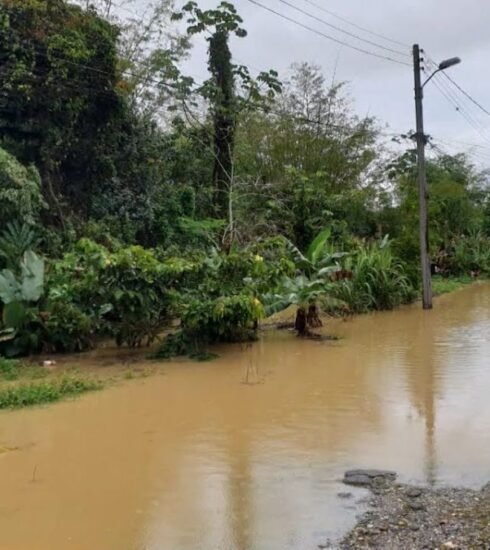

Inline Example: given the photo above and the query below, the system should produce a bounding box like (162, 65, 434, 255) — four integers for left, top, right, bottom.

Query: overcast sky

(126, 0, 490, 165)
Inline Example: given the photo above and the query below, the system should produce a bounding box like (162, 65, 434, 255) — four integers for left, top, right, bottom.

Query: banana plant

(263, 228, 347, 336)
(0, 250, 44, 304)
(0, 251, 44, 354)
(284, 227, 348, 278)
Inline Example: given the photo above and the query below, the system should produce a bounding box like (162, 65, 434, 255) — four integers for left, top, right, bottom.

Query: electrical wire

(244, 0, 411, 67)
(425, 55, 490, 123)
(432, 72, 490, 140)
(274, 0, 409, 58)
(423, 58, 490, 147)
(432, 75, 490, 147)
(299, 0, 410, 49)
(441, 72, 490, 117)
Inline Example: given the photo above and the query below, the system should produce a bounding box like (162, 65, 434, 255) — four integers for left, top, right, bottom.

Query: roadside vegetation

(0, 0, 489, 368)
(0, 358, 101, 409)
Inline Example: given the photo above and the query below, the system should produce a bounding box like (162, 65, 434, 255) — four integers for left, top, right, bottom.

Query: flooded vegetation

(0, 283, 489, 549)
(1, 1, 490, 548)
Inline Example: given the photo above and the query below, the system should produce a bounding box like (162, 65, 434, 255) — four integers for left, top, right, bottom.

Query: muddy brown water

(0, 283, 489, 550)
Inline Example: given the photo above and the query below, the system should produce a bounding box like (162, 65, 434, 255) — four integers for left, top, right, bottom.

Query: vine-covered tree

(0, 0, 125, 223)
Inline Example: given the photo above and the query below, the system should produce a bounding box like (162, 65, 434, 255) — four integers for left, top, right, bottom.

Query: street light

(412, 45, 461, 310)
(422, 57, 461, 88)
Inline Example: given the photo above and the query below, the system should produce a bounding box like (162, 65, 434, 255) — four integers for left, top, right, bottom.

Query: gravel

(331, 475, 490, 549)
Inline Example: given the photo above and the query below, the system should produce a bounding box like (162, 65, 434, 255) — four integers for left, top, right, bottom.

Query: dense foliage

(0, 0, 489, 359)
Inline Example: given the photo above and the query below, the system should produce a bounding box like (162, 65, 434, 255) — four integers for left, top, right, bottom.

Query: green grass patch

(0, 358, 49, 382)
(0, 377, 101, 409)
(432, 275, 473, 296)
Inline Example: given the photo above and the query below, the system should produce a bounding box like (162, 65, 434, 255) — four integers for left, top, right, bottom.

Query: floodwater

(1, 283, 490, 550)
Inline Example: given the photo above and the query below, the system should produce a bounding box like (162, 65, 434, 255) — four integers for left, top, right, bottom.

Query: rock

(407, 500, 426, 511)
(337, 492, 353, 499)
(343, 469, 396, 486)
(343, 473, 371, 486)
(345, 469, 397, 480)
(409, 523, 421, 531)
(406, 487, 423, 498)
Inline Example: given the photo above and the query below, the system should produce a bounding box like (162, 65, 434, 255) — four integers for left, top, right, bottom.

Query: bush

(445, 232, 490, 275)
(334, 238, 416, 312)
(42, 302, 94, 353)
(182, 294, 264, 344)
(47, 239, 200, 348)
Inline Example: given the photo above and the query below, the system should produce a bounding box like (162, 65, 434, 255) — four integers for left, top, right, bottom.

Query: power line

(441, 72, 490, 117)
(432, 75, 490, 139)
(299, 0, 409, 49)
(424, 57, 490, 136)
(427, 72, 490, 148)
(425, 55, 490, 122)
(431, 133, 490, 150)
(430, 139, 490, 165)
(274, 0, 409, 58)
(244, 0, 411, 67)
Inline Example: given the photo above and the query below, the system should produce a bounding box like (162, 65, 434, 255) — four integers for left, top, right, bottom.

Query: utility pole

(412, 44, 432, 310)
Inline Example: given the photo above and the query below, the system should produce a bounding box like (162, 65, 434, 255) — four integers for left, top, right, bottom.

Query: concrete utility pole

(412, 44, 432, 310)
(412, 44, 461, 310)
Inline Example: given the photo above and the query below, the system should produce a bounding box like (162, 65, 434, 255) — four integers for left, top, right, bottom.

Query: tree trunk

(295, 307, 308, 336)
(307, 303, 323, 328)
(209, 30, 235, 217)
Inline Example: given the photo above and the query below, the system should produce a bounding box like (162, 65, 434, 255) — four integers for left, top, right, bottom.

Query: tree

(173, 1, 281, 218)
(0, 0, 123, 223)
(0, 147, 43, 227)
(233, 63, 379, 247)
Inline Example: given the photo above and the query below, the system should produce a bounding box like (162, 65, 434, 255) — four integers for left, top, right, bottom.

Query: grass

(0, 357, 101, 409)
(0, 357, 48, 382)
(432, 275, 474, 296)
(0, 377, 101, 409)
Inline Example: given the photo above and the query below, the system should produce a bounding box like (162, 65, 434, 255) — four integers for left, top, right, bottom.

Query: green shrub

(445, 232, 490, 275)
(334, 238, 416, 312)
(152, 331, 219, 361)
(182, 294, 264, 344)
(47, 239, 198, 348)
(42, 302, 94, 353)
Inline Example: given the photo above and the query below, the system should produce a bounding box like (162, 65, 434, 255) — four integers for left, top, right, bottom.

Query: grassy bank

(432, 275, 475, 296)
(0, 358, 101, 410)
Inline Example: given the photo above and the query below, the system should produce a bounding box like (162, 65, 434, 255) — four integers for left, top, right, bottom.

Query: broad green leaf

(0, 269, 20, 304)
(20, 251, 44, 302)
(306, 227, 331, 265)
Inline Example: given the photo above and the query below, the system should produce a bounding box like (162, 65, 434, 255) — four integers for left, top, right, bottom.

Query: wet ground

(0, 282, 489, 549)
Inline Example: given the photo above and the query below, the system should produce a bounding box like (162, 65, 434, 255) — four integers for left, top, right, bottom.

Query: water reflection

(0, 283, 489, 549)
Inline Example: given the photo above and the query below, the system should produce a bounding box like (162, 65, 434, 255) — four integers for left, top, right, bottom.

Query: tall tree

(174, 1, 281, 218)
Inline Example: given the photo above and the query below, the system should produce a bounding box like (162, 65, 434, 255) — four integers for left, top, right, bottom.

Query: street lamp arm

(422, 68, 441, 89)
(422, 56, 461, 88)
